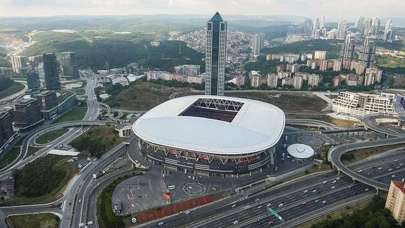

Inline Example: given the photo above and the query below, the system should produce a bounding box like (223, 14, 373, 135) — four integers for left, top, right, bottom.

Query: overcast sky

(0, 0, 404, 21)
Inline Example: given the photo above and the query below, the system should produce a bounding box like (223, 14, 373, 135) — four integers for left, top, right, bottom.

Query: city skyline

(0, 0, 404, 20)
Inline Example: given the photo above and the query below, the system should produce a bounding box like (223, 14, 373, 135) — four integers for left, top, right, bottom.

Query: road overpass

(328, 137, 405, 191)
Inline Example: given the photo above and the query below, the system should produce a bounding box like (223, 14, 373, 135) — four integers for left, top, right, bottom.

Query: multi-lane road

(141, 152, 405, 228)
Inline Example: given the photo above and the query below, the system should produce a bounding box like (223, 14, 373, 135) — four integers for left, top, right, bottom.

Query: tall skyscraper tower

(384, 19, 393, 42)
(340, 34, 355, 70)
(26, 69, 41, 90)
(61, 52, 80, 79)
(312, 18, 320, 39)
(43, 53, 61, 90)
(252, 34, 264, 57)
(337, 19, 348, 40)
(371, 17, 381, 36)
(359, 37, 376, 68)
(205, 12, 227, 96)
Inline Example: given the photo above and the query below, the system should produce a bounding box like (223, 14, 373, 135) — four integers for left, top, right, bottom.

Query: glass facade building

(205, 12, 227, 96)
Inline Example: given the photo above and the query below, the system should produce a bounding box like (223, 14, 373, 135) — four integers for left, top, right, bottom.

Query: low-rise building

(345, 74, 361, 87)
(332, 92, 396, 116)
(174, 65, 200, 77)
(115, 124, 134, 138)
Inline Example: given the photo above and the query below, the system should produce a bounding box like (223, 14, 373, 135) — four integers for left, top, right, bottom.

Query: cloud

(0, 0, 404, 20)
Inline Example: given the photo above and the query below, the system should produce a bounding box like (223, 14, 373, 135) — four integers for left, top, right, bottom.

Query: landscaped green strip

(36, 128, 68, 144)
(7, 213, 59, 228)
(54, 105, 87, 123)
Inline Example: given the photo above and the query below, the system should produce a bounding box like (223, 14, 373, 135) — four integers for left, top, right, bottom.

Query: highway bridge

(328, 136, 405, 192)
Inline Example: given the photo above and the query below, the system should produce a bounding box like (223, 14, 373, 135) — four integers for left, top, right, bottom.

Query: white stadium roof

(133, 95, 285, 155)
(287, 144, 314, 159)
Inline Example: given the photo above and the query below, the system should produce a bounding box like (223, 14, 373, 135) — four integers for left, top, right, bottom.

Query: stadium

(132, 95, 285, 176)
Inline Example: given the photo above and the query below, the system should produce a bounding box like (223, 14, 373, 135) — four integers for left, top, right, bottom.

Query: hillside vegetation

(70, 126, 123, 158)
(23, 31, 202, 71)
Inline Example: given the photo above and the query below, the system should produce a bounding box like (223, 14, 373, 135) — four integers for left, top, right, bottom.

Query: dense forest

(15, 156, 68, 197)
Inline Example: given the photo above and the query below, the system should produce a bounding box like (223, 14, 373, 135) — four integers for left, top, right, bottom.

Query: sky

(0, 0, 404, 21)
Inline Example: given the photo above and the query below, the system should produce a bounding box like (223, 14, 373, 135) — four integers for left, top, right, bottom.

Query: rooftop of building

(392, 180, 405, 194)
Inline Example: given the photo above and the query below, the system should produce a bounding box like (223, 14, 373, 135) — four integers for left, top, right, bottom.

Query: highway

(62, 143, 128, 228)
(142, 153, 405, 228)
(328, 136, 405, 191)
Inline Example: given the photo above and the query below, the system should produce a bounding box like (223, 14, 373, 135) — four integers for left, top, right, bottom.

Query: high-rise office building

(371, 17, 381, 36)
(43, 53, 61, 90)
(356, 17, 366, 33)
(252, 34, 264, 57)
(39, 90, 58, 111)
(10, 55, 28, 74)
(384, 19, 393, 42)
(362, 18, 373, 36)
(302, 19, 313, 36)
(340, 34, 355, 70)
(26, 69, 41, 90)
(337, 19, 347, 40)
(60, 52, 79, 79)
(312, 18, 321, 39)
(205, 12, 227, 96)
(13, 97, 43, 129)
(359, 37, 376, 69)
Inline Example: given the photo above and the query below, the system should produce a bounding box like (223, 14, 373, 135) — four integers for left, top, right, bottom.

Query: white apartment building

(293, 76, 303, 89)
(364, 67, 383, 86)
(267, 73, 278, 88)
(250, 71, 261, 88)
(332, 91, 396, 116)
(307, 74, 321, 87)
(314, 51, 327, 60)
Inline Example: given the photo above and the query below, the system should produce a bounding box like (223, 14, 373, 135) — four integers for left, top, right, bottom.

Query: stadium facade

(133, 95, 285, 177)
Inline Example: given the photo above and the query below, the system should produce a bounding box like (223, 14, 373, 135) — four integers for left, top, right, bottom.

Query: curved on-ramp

(328, 137, 405, 191)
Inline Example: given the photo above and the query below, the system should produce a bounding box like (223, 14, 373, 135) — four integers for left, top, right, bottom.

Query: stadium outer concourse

(132, 95, 285, 177)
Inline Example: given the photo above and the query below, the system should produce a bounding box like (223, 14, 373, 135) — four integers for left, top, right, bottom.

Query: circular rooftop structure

(133, 95, 285, 156)
(287, 144, 314, 159)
